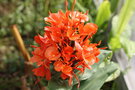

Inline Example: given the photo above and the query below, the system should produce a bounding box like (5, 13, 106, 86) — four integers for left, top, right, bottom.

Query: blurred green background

(0, 0, 135, 90)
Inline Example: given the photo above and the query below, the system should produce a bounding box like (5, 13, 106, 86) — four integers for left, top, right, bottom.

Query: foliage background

(0, 0, 134, 90)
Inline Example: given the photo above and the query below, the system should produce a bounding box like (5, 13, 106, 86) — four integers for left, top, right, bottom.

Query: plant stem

(11, 24, 30, 61)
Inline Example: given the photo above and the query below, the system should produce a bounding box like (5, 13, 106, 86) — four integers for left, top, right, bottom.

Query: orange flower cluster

(30, 10, 100, 86)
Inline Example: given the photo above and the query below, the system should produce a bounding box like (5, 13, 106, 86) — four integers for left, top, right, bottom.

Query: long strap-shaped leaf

(72, 62, 118, 90)
(116, 0, 135, 35)
(95, 0, 111, 27)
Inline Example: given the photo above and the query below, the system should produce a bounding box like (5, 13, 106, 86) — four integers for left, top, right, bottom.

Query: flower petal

(54, 61, 64, 72)
(45, 46, 61, 60)
(32, 66, 46, 77)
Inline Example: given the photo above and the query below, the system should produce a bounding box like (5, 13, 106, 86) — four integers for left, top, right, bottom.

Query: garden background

(0, 0, 135, 90)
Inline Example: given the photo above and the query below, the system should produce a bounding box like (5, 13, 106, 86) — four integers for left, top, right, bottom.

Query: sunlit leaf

(121, 37, 135, 59)
(109, 35, 121, 51)
(109, 1, 135, 57)
(95, 0, 111, 27)
(115, 0, 135, 35)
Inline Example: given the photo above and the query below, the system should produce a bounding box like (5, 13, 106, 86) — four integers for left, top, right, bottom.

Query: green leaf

(109, 35, 121, 51)
(115, 0, 135, 35)
(95, 0, 111, 27)
(48, 79, 72, 90)
(109, 16, 121, 50)
(72, 62, 119, 90)
(73, 50, 113, 84)
(121, 24, 132, 39)
(105, 66, 120, 82)
(110, 15, 119, 36)
(109, 14, 132, 49)
(109, 15, 135, 59)
(121, 37, 135, 59)
(97, 50, 113, 66)
(110, 0, 120, 12)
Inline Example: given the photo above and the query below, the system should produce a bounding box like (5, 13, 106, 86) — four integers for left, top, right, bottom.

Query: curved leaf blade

(95, 0, 111, 27)
(72, 62, 119, 90)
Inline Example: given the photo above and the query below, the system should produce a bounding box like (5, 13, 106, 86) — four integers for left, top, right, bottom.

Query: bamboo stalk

(11, 25, 30, 61)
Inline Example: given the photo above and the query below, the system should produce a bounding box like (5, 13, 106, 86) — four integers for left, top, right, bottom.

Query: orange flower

(62, 46, 73, 61)
(67, 28, 80, 40)
(62, 65, 73, 75)
(30, 9, 101, 86)
(45, 46, 61, 60)
(32, 65, 51, 80)
(79, 23, 98, 36)
(54, 61, 65, 72)
(45, 26, 62, 42)
(30, 48, 43, 63)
